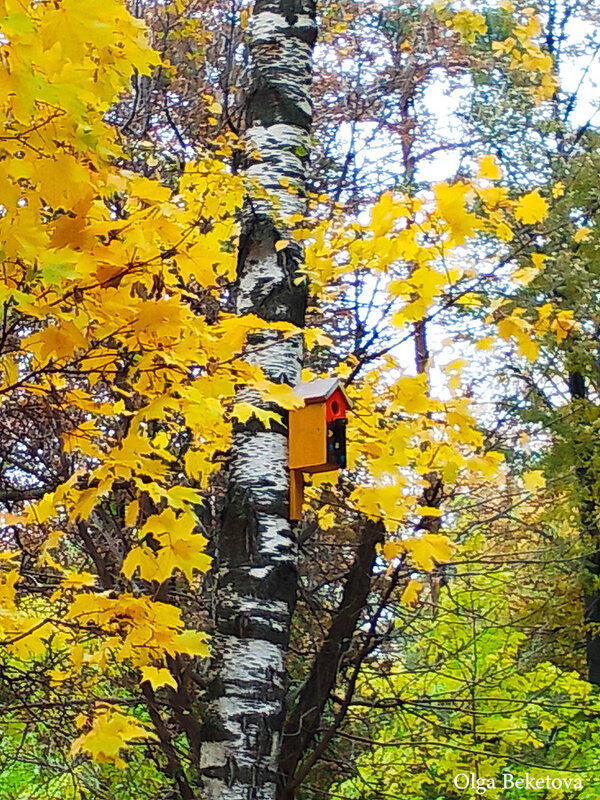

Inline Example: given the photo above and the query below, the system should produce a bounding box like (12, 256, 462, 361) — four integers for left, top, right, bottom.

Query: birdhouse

(288, 378, 351, 520)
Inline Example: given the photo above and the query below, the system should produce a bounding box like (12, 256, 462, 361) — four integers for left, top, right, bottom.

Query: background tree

(3, 2, 600, 800)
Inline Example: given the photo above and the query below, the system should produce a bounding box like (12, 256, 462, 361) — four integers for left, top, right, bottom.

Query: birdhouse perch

(288, 378, 351, 520)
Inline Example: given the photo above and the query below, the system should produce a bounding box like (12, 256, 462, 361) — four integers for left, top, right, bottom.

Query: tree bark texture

(199, 2, 316, 798)
(568, 370, 600, 685)
(277, 520, 384, 798)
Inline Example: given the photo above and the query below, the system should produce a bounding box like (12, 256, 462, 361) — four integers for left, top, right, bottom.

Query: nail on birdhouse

(288, 378, 351, 520)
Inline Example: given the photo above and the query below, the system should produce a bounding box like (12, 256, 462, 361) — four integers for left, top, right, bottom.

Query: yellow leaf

(71, 487, 100, 522)
(492, 37, 516, 56)
(49, 669, 70, 686)
(35, 152, 91, 208)
(60, 571, 96, 591)
(124, 499, 139, 528)
(405, 533, 451, 571)
(512, 266, 539, 286)
(25, 321, 87, 365)
(140, 666, 177, 691)
(534, 302, 553, 335)
(303, 328, 333, 350)
(401, 579, 421, 607)
(522, 470, 545, 491)
(515, 190, 548, 225)
(0, 570, 19, 610)
(369, 191, 400, 237)
(434, 182, 480, 244)
(71, 708, 157, 768)
(478, 155, 501, 181)
(456, 292, 482, 307)
(7, 617, 50, 659)
(154, 535, 211, 583)
(316, 508, 335, 530)
(124, 508, 211, 584)
(573, 227, 591, 243)
(164, 485, 205, 510)
(517, 335, 538, 362)
(495, 221, 513, 241)
(552, 181, 565, 198)
(416, 506, 442, 517)
(128, 174, 171, 204)
(256, 380, 304, 410)
(497, 312, 538, 362)
(552, 309, 577, 342)
(275, 240, 289, 252)
(382, 541, 405, 561)
(449, 10, 486, 42)
(232, 402, 280, 428)
(393, 374, 432, 414)
(172, 630, 210, 658)
(121, 545, 159, 582)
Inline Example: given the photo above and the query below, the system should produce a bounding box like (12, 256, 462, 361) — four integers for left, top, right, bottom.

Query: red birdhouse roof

(293, 378, 351, 408)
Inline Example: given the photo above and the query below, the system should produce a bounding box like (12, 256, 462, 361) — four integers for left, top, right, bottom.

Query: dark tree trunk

(568, 370, 600, 685)
(277, 520, 384, 799)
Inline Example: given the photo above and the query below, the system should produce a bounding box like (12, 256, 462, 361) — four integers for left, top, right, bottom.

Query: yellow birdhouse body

(288, 378, 350, 520)
(289, 400, 327, 472)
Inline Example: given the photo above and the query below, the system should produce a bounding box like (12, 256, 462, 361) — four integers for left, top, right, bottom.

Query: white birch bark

(199, 2, 316, 798)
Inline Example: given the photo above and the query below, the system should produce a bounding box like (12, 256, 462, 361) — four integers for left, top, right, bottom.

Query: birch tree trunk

(199, 2, 316, 798)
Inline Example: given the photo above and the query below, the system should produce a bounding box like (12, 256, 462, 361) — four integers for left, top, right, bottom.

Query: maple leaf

(478, 155, 501, 181)
(369, 191, 399, 237)
(171, 630, 210, 658)
(232, 401, 280, 428)
(495, 221, 513, 241)
(551, 309, 577, 342)
(405, 534, 452, 571)
(51, 571, 96, 602)
(0, 570, 19, 611)
(71, 487, 101, 522)
(392, 375, 432, 414)
(531, 253, 547, 270)
(164, 485, 205, 510)
(434, 182, 481, 244)
(122, 545, 161, 583)
(303, 328, 333, 350)
(382, 541, 405, 562)
(154, 536, 211, 583)
(510, 267, 536, 286)
(123, 508, 211, 583)
(140, 666, 177, 691)
(497, 311, 538, 362)
(534, 302, 553, 335)
(449, 10, 486, 43)
(522, 471, 545, 491)
(515, 190, 548, 224)
(24, 321, 87, 365)
(573, 227, 591, 243)
(124, 499, 140, 527)
(401, 579, 421, 607)
(415, 506, 442, 517)
(255, 379, 304, 410)
(71, 707, 157, 768)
